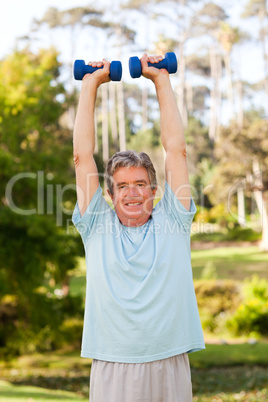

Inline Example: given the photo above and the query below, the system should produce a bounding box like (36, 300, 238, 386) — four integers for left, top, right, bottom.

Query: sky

(0, 0, 91, 58)
(1, 1, 264, 75)
(0, 0, 266, 113)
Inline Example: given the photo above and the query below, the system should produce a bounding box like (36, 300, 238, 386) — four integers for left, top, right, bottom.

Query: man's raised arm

(73, 59, 111, 216)
(141, 54, 191, 211)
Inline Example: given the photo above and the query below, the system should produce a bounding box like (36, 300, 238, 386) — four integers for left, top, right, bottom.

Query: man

(72, 54, 205, 402)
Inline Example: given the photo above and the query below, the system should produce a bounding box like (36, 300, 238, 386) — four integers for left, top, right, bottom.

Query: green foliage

(191, 226, 262, 242)
(195, 280, 241, 333)
(224, 227, 262, 241)
(194, 203, 235, 227)
(227, 276, 268, 336)
(0, 47, 83, 356)
(186, 117, 213, 206)
(211, 116, 268, 206)
(0, 292, 83, 357)
(1, 345, 268, 401)
(129, 122, 161, 151)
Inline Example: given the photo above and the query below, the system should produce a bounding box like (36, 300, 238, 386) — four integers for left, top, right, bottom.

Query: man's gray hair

(105, 150, 157, 195)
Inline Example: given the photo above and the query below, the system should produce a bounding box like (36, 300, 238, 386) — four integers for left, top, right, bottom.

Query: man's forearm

(154, 76, 186, 153)
(73, 81, 98, 158)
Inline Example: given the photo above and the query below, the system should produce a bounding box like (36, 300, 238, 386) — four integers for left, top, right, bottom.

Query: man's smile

(108, 166, 157, 227)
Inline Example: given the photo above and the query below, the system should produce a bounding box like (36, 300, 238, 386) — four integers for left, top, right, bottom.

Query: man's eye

(137, 183, 144, 187)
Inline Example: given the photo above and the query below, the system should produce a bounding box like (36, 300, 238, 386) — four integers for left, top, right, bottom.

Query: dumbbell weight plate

(110, 61, 122, 81)
(74, 60, 87, 80)
(129, 56, 142, 79)
(165, 52, 178, 74)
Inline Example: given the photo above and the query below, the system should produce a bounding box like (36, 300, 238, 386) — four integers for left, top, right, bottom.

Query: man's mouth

(125, 202, 142, 206)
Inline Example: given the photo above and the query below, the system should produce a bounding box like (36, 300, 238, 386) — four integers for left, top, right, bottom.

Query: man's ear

(107, 189, 113, 202)
(152, 186, 157, 198)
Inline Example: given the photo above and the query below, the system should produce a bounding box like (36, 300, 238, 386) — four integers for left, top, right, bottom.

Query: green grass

(189, 343, 268, 369)
(191, 367, 268, 401)
(190, 344, 268, 400)
(191, 246, 268, 280)
(69, 246, 268, 295)
(0, 380, 87, 401)
(2, 245, 268, 400)
(70, 246, 268, 289)
(1, 344, 267, 401)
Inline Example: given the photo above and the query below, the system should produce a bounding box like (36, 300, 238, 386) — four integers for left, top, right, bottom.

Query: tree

(0, 48, 82, 354)
(123, 0, 160, 129)
(242, 0, 268, 95)
(195, 2, 228, 142)
(212, 115, 268, 250)
(32, 6, 107, 129)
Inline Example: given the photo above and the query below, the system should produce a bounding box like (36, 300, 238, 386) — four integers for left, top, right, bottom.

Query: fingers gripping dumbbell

(73, 60, 122, 81)
(129, 52, 177, 79)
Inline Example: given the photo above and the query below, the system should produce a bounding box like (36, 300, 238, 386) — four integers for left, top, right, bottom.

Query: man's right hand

(82, 59, 111, 87)
(140, 53, 169, 86)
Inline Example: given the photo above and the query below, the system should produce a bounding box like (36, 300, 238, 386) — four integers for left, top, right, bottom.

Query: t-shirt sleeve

(72, 185, 111, 245)
(160, 181, 196, 234)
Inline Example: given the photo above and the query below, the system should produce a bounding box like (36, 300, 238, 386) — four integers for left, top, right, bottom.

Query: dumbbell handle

(84, 65, 103, 74)
(147, 59, 168, 70)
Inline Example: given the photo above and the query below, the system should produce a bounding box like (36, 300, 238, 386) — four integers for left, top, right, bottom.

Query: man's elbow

(73, 149, 80, 168)
(180, 144, 187, 158)
(167, 143, 187, 159)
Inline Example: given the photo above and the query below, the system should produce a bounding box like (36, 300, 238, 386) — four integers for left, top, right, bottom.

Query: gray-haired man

(72, 54, 205, 402)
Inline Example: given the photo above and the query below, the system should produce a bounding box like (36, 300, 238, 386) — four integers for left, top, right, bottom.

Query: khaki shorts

(89, 353, 192, 402)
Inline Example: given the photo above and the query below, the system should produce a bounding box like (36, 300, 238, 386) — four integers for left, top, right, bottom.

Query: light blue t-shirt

(72, 182, 205, 363)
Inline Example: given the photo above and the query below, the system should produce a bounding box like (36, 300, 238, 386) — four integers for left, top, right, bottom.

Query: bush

(191, 227, 261, 242)
(225, 227, 261, 242)
(0, 292, 84, 358)
(59, 318, 83, 348)
(226, 276, 268, 336)
(194, 203, 236, 228)
(195, 280, 241, 333)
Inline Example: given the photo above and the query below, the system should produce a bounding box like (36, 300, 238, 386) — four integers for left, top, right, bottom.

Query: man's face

(108, 166, 157, 227)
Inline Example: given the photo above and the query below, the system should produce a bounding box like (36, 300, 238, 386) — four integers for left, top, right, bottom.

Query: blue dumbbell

(129, 52, 177, 79)
(73, 60, 122, 81)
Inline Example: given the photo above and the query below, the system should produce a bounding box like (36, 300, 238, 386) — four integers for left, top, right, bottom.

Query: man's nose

(128, 185, 139, 196)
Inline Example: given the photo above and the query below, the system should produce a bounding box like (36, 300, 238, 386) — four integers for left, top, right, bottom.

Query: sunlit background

(0, 1, 268, 401)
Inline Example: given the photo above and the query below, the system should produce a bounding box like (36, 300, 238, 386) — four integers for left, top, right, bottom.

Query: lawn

(69, 245, 268, 298)
(1, 245, 268, 400)
(0, 344, 267, 401)
(191, 245, 268, 280)
(0, 380, 87, 402)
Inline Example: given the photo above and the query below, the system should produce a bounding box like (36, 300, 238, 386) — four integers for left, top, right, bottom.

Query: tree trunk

(67, 26, 77, 131)
(252, 157, 268, 251)
(109, 83, 119, 152)
(177, 39, 187, 127)
(94, 108, 99, 154)
(186, 82, 193, 115)
(142, 85, 148, 129)
(117, 81, 126, 151)
(224, 52, 235, 120)
(236, 80, 244, 128)
(237, 185, 246, 227)
(102, 84, 109, 163)
(259, 9, 268, 95)
(209, 46, 221, 142)
(253, 190, 268, 251)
